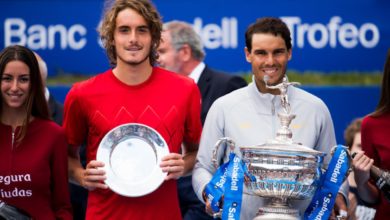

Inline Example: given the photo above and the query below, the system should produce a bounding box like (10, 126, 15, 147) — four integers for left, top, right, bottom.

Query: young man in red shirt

(63, 1, 202, 219)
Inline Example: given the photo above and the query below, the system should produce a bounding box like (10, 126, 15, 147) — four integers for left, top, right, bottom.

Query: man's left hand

(160, 153, 184, 180)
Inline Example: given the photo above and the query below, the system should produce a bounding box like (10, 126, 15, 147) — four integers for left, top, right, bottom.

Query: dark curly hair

(99, 0, 162, 66)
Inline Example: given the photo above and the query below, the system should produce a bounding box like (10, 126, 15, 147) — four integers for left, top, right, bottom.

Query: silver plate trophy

(97, 123, 169, 197)
(213, 76, 326, 220)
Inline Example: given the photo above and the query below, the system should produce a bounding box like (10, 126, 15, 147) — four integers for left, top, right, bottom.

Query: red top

(361, 112, 390, 220)
(63, 67, 202, 220)
(0, 118, 72, 219)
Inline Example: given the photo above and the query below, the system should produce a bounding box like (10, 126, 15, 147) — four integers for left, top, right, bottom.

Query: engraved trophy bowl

(213, 137, 326, 220)
(241, 141, 326, 220)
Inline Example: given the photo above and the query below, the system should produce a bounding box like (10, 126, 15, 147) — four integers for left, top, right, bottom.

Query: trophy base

(253, 213, 298, 220)
(254, 207, 299, 220)
(253, 198, 300, 220)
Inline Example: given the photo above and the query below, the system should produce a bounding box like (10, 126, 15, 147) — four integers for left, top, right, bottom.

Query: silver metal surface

(97, 123, 169, 197)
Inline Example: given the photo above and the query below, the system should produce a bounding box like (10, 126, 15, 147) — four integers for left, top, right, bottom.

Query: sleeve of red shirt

(361, 116, 380, 164)
(63, 84, 88, 147)
(183, 82, 202, 146)
(50, 126, 73, 219)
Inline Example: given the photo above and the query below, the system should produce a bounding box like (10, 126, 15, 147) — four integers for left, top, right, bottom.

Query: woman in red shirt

(352, 49, 390, 220)
(0, 45, 72, 219)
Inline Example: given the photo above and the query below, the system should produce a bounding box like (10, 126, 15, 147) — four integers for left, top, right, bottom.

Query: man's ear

(244, 47, 251, 63)
(288, 48, 292, 61)
(180, 44, 192, 62)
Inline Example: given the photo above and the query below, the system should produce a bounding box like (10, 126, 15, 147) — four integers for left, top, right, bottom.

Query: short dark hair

(245, 17, 292, 52)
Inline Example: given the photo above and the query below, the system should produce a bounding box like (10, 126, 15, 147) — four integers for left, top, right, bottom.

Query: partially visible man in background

(158, 20, 247, 220)
(158, 20, 247, 125)
(34, 53, 64, 125)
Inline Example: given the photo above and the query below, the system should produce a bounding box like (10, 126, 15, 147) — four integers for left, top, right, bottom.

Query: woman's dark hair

(371, 48, 390, 117)
(0, 45, 49, 143)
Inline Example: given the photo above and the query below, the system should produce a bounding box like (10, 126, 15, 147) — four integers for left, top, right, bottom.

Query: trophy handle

(212, 137, 236, 168)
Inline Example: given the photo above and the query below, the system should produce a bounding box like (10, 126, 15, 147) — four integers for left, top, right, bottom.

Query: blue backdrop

(1, 0, 389, 75)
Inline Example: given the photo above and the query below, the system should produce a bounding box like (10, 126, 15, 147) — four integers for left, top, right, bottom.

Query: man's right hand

(80, 160, 108, 191)
(204, 196, 214, 216)
(203, 190, 223, 217)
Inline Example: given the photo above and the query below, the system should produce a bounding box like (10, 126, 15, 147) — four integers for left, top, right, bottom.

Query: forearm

(338, 180, 349, 206)
(182, 151, 197, 175)
(357, 181, 379, 204)
(182, 140, 199, 175)
(67, 145, 84, 186)
(192, 162, 214, 203)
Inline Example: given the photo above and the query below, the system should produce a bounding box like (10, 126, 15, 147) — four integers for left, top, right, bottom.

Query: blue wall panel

(1, 0, 389, 76)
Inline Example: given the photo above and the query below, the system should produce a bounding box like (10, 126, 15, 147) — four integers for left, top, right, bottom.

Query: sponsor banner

(1, 0, 389, 76)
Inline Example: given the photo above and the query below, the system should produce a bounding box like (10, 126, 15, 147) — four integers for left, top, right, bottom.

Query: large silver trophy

(213, 76, 326, 220)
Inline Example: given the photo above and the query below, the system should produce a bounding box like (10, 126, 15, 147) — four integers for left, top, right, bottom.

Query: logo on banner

(281, 16, 380, 49)
(193, 17, 238, 49)
(4, 18, 87, 50)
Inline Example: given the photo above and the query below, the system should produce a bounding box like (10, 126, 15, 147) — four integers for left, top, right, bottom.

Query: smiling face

(113, 8, 152, 67)
(1, 60, 31, 112)
(245, 33, 291, 93)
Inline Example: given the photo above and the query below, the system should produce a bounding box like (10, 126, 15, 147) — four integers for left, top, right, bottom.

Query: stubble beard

(120, 53, 150, 66)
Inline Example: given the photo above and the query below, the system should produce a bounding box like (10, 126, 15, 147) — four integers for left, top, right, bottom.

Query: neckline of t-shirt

(108, 68, 156, 89)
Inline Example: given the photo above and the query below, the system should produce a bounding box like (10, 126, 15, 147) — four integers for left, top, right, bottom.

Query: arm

(314, 102, 349, 215)
(332, 186, 349, 219)
(193, 98, 225, 203)
(192, 98, 230, 217)
(354, 117, 380, 203)
(68, 144, 107, 190)
(352, 151, 379, 203)
(62, 86, 106, 190)
(51, 130, 72, 219)
(182, 142, 199, 174)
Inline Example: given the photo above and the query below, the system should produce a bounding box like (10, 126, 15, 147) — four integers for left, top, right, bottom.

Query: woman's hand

(352, 151, 374, 185)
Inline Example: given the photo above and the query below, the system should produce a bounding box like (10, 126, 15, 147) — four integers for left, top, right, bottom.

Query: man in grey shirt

(192, 17, 348, 220)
